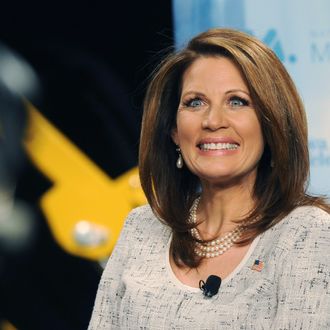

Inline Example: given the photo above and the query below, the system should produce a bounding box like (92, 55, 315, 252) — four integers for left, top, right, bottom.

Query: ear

(171, 127, 179, 145)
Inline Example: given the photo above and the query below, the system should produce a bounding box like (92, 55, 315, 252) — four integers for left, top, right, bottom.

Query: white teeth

(199, 143, 239, 150)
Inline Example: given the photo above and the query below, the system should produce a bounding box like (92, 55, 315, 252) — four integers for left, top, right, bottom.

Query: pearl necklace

(188, 197, 245, 258)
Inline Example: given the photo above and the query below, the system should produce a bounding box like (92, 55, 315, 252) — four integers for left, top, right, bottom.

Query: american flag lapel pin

(251, 259, 264, 272)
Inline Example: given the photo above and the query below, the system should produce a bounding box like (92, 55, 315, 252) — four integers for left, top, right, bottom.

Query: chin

(199, 173, 235, 184)
(199, 170, 256, 187)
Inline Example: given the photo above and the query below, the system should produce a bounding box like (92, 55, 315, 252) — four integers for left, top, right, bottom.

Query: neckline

(165, 234, 261, 292)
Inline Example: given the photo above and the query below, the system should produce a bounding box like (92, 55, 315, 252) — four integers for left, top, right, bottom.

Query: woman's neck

(197, 181, 255, 238)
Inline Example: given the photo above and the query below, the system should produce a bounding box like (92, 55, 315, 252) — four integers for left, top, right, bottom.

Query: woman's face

(172, 56, 264, 188)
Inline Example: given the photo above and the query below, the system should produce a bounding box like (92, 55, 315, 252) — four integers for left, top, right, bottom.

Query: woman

(88, 28, 330, 329)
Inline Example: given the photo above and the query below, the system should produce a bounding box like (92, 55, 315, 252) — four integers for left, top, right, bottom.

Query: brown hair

(139, 28, 330, 268)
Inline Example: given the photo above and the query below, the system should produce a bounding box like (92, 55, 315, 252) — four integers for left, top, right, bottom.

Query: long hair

(139, 28, 330, 268)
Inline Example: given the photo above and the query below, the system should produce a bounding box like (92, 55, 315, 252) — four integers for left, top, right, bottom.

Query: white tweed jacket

(88, 204, 330, 329)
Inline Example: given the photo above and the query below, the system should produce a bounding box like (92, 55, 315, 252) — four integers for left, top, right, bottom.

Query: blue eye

(183, 98, 204, 108)
(229, 96, 249, 108)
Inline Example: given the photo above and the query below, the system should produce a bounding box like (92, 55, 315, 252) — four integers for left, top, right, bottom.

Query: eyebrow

(181, 89, 251, 98)
(181, 91, 205, 98)
(225, 89, 250, 96)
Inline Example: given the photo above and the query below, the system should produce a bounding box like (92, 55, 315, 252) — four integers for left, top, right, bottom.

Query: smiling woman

(88, 28, 330, 329)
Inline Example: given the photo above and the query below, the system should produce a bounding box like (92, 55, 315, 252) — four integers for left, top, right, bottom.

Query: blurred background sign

(173, 0, 330, 195)
(24, 102, 146, 260)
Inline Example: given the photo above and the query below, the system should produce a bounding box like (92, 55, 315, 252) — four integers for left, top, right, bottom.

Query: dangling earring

(270, 160, 275, 168)
(176, 147, 183, 169)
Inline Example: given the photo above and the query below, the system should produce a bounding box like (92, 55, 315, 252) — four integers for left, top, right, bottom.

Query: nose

(202, 106, 229, 131)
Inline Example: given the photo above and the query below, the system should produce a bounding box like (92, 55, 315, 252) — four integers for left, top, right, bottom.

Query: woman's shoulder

(125, 203, 155, 222)
(125, 203, 159, 224)
(281, 205, 330, 230)
(269, 205, 330, 256)
(123, 203, 170, 237)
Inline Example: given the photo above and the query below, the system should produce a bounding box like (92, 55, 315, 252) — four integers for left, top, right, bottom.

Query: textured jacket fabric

(88, 204, 330, 329)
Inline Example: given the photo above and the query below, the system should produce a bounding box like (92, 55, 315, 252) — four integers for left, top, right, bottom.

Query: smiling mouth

(198, 142, 239, 151)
